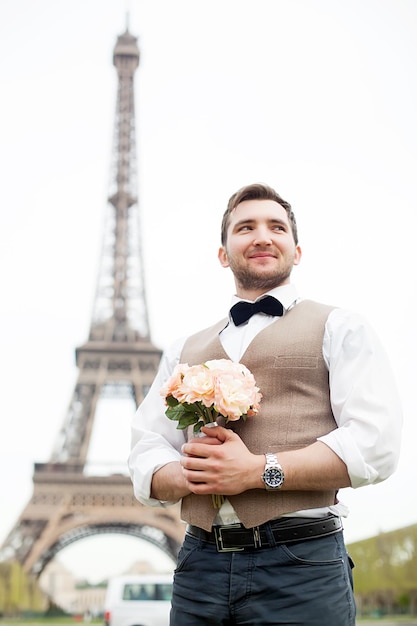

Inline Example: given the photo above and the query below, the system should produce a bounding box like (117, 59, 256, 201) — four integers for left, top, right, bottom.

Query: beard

(228, 255, 294, 292)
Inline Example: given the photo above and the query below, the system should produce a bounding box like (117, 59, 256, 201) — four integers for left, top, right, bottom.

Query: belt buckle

(214, 524, 245, 552)
(214, 524, 263, 552)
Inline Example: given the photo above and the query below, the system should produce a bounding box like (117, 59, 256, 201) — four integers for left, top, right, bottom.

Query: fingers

(188, 434, 222, 447)
(200, 425, 231, 441)
(185, 425, 235, 451)
(180, 427, 250, 495)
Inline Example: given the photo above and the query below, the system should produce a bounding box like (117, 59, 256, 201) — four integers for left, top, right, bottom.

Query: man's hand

(180, 425, 264, 496)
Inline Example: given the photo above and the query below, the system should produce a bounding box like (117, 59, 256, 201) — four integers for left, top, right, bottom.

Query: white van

(104, 574, 173, 626)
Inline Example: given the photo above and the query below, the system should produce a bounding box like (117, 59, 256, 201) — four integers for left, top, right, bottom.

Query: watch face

(263, 466, 284, 488)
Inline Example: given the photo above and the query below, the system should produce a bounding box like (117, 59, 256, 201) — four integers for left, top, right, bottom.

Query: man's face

(218, 199, 302, 299)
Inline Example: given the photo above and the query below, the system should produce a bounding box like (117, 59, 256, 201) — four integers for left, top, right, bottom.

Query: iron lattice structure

(0, 27, 184, 577)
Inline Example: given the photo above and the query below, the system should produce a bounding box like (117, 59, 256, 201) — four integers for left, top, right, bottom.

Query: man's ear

(293, 245, 302, 266)
(218, 246, 229, 268)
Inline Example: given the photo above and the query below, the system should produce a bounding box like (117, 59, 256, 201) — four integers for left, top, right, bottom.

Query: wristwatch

(261, 453, 284, 490)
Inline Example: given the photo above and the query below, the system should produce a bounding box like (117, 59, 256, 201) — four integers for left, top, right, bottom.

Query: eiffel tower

(0, 26, 184, 577)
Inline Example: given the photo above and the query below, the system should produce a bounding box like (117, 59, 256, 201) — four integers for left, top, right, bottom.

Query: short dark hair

(220, 183, 298, 246)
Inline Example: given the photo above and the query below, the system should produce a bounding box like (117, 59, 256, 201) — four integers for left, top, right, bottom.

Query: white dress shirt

(128, 284, 402, 523)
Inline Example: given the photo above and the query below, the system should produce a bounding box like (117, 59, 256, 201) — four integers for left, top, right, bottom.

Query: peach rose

(214, 369, 262, 420)
(179, 364, 216, 407)
(160, 362, 190, 401)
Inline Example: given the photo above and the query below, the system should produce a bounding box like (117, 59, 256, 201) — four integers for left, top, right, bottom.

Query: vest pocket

(273, 356, 318, 369)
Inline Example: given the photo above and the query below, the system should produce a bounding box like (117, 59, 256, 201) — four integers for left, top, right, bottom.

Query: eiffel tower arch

(0, 26, 184, 578)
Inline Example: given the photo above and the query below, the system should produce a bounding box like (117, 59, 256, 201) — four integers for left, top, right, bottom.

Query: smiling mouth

(249, 253, 276, 259)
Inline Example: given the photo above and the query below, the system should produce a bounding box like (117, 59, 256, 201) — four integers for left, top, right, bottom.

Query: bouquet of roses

(160, 358, 262, 432)
(160, 358, 262, 508)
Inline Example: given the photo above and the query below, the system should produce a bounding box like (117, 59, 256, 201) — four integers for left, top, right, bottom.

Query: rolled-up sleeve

(318, 308, 402, 488)
(128, 336, 188, 507)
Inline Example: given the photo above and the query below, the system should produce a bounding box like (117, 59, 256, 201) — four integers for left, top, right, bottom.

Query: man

(128, 183, 402, 625)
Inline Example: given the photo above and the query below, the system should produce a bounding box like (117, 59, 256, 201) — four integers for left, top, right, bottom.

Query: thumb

(201, 424, 235, 443)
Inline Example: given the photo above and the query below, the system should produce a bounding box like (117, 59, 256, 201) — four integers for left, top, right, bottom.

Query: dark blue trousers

(170, 530, 356, 625)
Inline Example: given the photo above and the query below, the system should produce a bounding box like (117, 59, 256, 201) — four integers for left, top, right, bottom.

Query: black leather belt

(186, 515, 342, 553)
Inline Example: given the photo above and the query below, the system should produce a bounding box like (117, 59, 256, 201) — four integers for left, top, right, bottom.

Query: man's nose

(253, 228, 272, 245)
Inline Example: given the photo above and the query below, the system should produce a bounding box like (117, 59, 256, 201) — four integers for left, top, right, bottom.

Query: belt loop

(263, 520, 276, 547)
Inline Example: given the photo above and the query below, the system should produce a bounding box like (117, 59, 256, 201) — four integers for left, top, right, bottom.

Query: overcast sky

(0, 0, 416, 583)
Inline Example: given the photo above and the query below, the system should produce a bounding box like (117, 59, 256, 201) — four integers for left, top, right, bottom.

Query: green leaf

(178, 413, 200, 427)
(165, 395, 179, 408)
(193, 421, 205, 434)
(165, 404, 188, 421)
(165, 403, 201, 430)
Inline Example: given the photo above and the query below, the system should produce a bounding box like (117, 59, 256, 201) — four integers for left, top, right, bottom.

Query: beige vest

(180, 300, 338, 531)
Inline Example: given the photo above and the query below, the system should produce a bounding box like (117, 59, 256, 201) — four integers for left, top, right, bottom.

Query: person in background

(128, 182, 402, 625)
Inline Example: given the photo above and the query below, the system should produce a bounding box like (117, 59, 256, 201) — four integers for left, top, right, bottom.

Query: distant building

(40, 560, 82, 614)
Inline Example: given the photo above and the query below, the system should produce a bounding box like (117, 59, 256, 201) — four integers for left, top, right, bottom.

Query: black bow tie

(230, 295, 284, 326)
